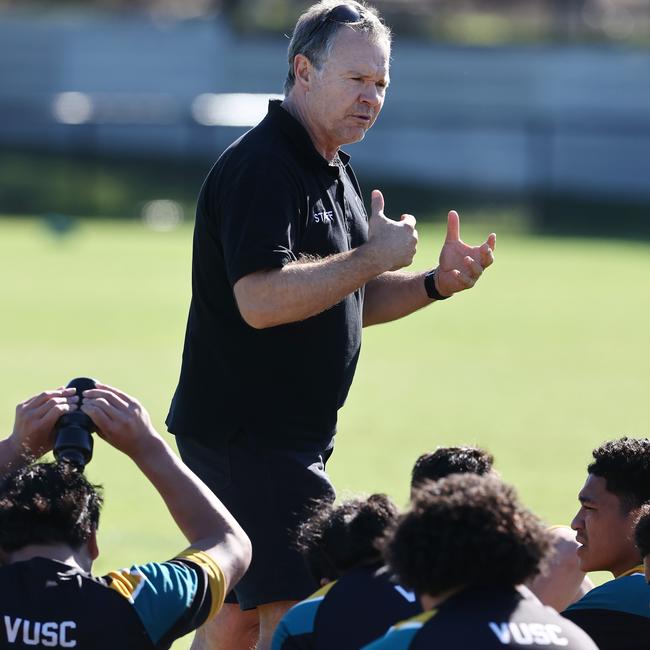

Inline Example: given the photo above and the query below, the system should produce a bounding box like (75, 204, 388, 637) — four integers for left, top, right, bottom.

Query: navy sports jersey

(272, 566, 421, 650)
(563, 564, 650, 650)
(363, 585, 598, 649)
(0, 549, 226, 649)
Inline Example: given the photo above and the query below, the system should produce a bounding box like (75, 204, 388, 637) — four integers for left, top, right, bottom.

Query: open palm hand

(435, 210, 496, 297)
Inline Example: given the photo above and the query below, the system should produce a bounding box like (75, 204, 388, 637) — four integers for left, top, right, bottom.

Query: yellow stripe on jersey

(618, 564, 645, 578)
(393, 608, 437, 630)
(306, 581, 337, 601)
(177, 549, 228, 621)
(107, 570, 143, 602)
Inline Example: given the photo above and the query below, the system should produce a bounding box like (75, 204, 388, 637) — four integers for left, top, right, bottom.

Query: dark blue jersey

(563, 565, 650, 650)
(0, 549, 226, 649)
(272, 566, 421, 650)
(364, 586, 598, 649)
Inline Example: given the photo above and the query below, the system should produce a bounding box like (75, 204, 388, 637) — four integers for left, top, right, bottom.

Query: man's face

(304, 28, 390, 154)
(571, 474, 641, 576)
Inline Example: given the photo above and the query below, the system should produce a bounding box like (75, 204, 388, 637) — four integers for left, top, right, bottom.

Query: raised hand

(10, 388, 78, 458)
(367, 189, 418, 272)
(435, 210, 496, 297)
(81, 383, 159, 460)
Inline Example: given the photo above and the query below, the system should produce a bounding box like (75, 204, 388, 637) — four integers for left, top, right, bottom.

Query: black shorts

(176, 432, 336, 610)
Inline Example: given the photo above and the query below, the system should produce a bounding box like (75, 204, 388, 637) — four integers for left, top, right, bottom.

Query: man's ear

(293, 53, 314, 89)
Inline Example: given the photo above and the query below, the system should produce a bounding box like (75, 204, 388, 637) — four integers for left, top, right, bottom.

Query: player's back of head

(296, 493, 399, 583)
(410, 445, 494, 495)
(0, 462, 103, 552)
(387, 473, 551, 598)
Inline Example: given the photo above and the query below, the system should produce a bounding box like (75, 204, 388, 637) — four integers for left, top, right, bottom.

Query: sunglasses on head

(303, 4, 364, 43)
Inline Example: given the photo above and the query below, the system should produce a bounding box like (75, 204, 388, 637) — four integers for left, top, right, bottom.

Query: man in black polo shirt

(167, 2, 496, 648)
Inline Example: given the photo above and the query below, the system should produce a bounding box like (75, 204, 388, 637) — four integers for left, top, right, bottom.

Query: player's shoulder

(103, 549, 226, 646)
(564, 570, 650, 619)
(361, 611, 437, 649)
(271, 582, 337, 650)
(282, 582, 337, 632)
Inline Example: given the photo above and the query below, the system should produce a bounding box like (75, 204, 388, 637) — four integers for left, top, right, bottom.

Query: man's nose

(570, 511, 582, 531)
(360, 83, 382, 107)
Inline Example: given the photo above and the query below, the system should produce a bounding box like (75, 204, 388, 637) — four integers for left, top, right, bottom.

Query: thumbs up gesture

(435, 210, 496, 298)
(367, 189, 418, 272)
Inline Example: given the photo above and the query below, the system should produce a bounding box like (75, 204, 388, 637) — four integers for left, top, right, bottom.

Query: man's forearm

(234, 244, 386, 329)
(363, 271, 436, 327)
(131, 434, 251, 587)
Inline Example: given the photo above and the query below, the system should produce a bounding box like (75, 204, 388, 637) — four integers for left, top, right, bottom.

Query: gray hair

(284, 1, 391, 95)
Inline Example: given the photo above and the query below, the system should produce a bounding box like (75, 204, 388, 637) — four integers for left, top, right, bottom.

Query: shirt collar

(266, 100, 351, 176)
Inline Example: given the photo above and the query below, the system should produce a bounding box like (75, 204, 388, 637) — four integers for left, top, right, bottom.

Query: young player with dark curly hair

(410, 445, 592, 611)
(409, 445, 494, 496)
(562, 437, 650, 648)
(364, 474, 597, 649)
(272, 446, 503, 649)
(0, 384, 251, 649)
(271, 494, 420, 649)
(410, 445, 494, 482)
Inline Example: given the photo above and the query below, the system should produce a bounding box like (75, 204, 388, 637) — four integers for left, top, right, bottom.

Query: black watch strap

(424, 268, 451, 301)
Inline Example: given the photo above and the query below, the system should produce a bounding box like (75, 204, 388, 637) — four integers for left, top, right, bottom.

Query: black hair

(0, 462, 103, 552)
(588, 437, 650, 512)
(386, 473, 551, 597)
(296, 493, 399, 582)
(411, 445, 494, 491)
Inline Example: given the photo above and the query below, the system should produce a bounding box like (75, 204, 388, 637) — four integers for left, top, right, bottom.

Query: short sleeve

(218, 152, 302, 286)
(105, 549, 226, 647)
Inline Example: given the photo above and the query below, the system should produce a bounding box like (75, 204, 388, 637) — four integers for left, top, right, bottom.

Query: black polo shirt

(167, 100, 369, 449)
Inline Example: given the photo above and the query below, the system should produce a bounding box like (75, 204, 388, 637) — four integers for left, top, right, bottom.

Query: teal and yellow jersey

(0, 548, 226, 649)
(563, 564, 650, 650)
(272, 566, 421, 650)
(364, 586, 598, 649)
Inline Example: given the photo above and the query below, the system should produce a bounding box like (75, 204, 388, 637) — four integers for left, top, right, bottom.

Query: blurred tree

(1, 0, 647, 44)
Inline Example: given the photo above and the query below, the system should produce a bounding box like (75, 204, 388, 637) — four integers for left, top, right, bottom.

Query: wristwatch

(424, 268, 451, 301)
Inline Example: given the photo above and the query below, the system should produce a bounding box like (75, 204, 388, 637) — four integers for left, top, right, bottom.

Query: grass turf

(0, 215, 648, 647)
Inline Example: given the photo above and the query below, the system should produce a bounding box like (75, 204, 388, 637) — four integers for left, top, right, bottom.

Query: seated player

(562, 437, 650, 648)
(365, 473, 598, 649)
(409, 444, 495, 497)
(634, 503, 650, 583)
(271, 494, 420, 650)
(413, 446, 592, 610)
(0, 384, 251, 649)
(272, 445, 497, 649)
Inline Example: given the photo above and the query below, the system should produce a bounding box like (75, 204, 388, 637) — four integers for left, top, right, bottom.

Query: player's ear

(293, 53, 313, 89)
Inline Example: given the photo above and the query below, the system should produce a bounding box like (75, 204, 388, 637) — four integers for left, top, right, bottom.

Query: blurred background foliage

(1, 0, 648, 235)
(2, 0, 650, 45)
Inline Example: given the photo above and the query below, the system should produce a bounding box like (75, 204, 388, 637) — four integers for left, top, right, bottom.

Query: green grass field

(0, 215, 648, 648)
